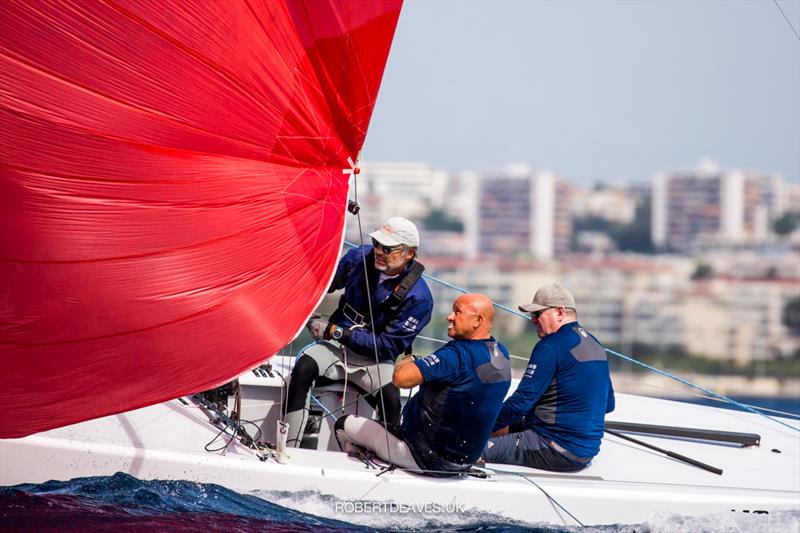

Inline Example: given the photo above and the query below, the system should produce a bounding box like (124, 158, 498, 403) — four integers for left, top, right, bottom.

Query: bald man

(334, 294, 511, 477)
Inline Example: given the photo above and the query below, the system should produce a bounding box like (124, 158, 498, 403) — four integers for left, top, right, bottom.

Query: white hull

(2, 360, 798, 527)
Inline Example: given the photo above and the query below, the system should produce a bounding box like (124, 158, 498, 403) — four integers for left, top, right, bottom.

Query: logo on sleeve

(421, 354, 440, 367)
(402, 316, 419, 332)
(524, 363, 537, 378)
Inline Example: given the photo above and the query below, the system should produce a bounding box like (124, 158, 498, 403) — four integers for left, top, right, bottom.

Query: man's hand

(395, 353, 417, 363)
(491, 426, 509, 437)
(306, 316, 329, 340)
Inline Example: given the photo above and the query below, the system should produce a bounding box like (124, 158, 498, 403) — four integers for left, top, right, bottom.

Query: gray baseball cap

(518, 283, 576, 314)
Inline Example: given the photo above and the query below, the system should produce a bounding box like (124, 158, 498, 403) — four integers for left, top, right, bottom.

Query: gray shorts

(484, 429, 592, 472)
(303, 340, 395, 395)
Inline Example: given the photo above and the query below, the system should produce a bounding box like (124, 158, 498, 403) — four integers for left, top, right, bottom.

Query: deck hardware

(605, 421, 760, 447)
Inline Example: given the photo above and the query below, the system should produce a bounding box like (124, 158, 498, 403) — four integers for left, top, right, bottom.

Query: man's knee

(290, 354, 320, 386)
(371, 383, 401, 425)
(379, 383, 400, 404)
(285, 355, 320, 413)
(334, 414, 349, 434)
(334, 415, 361, 454)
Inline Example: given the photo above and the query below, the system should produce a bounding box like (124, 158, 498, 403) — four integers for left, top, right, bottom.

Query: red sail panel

(0, 0, 402, 438)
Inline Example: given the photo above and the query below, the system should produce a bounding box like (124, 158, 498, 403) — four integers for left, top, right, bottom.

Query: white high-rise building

(652, 160, 785, 252)
(461, 164, 568, 261)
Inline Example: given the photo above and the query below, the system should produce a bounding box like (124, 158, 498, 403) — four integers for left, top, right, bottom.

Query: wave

(0, 472, 360, 532)
(2, 473, 798, 532)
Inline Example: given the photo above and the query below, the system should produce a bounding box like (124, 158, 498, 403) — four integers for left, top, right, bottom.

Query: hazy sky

(363, 1, 800, 185)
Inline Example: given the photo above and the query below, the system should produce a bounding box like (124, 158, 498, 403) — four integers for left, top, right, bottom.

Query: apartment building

(461, 164, 570, 261)
(652, 160, 785, 252)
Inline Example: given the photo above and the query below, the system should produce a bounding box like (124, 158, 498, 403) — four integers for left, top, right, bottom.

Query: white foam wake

(250, 488, 800, 532)
(250, 488, 535, 530)
(642, 510, 800, 533)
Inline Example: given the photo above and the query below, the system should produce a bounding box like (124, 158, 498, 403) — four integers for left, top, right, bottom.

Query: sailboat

(1, 0, 798, 527)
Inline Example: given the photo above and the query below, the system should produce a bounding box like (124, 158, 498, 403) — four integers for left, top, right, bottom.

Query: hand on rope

(306, 315, 329, 340)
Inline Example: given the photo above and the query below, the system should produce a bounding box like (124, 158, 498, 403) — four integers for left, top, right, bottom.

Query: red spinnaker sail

(0, 0, 402, 438)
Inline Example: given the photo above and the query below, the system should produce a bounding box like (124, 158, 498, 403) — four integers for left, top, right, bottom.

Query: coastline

(611, 371, 800, 400)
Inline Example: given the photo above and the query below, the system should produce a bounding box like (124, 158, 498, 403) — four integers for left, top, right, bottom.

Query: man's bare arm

(393, 356, 424, 388)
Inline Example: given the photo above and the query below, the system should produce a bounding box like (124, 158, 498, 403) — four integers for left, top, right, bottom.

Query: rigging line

(607, 349, 799, 432)
(415, 334, 797, 419)
(499, 470, 585, 527)
(415, 334, 447, 345)
(351, 172, 394, 464)
(311, 390, 373, 421)
(417, 334, 530, 362)
(279, 351, 286, 421)
(310, 395, 335, 418)
(345, 243, 796, 433)
(611, 374, 800, 419)
(343, 240, 527, 318)
(698, 399, 799, 419)
(772, 0, 800, 41)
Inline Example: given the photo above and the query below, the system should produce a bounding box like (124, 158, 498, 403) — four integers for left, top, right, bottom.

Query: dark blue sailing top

(493, 322, 615, 459)
(402, 338, 511, 469)
(328, 245, 433, 363)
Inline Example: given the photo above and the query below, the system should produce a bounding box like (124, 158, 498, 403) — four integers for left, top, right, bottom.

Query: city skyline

(363, 1, 800, 186)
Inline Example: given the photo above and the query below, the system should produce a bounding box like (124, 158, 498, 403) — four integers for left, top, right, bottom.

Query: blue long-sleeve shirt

(493, 321, 615, 458)
(328, 245, 433, 362)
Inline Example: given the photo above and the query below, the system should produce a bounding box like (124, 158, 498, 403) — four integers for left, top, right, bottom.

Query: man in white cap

(283, 217, 433, 447)
(483, 283, 615, 471)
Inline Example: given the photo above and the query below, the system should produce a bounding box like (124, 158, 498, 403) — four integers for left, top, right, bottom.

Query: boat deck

(2, 388, 797, 526)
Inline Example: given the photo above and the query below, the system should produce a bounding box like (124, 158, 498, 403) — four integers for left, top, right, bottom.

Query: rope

(612, 374, 800, 419)
(310, 395, 335, 418)
(343, 240, 799, 433)
(414, 334, 448, 345)
(606, 348, 799, 432)
(509, 472, 585, 527)
(772, 0, 800, 41)
(423, 335, 799, 420)
(349, 171, 395, 464)
(459, 466, 583, 527)
(345, 240, 528, 319)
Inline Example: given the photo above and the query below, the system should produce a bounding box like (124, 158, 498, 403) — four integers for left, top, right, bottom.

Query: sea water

(1, 472, 798, 533)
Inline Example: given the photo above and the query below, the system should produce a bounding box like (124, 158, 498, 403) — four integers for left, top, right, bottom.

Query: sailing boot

(283, 354, 320, 447)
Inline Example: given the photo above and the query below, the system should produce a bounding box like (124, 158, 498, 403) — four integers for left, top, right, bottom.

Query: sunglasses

(530, 308, 553, 319)
(372, 238, 405, 255)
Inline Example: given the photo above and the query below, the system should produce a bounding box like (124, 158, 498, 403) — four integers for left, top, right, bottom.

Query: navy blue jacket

(493, 322, 615, 458)
(403, 338, 511, 473)
(328, 245, 433, 363)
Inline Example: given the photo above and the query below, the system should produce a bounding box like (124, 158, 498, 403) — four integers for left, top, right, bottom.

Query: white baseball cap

(369, 217, 420, 248)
